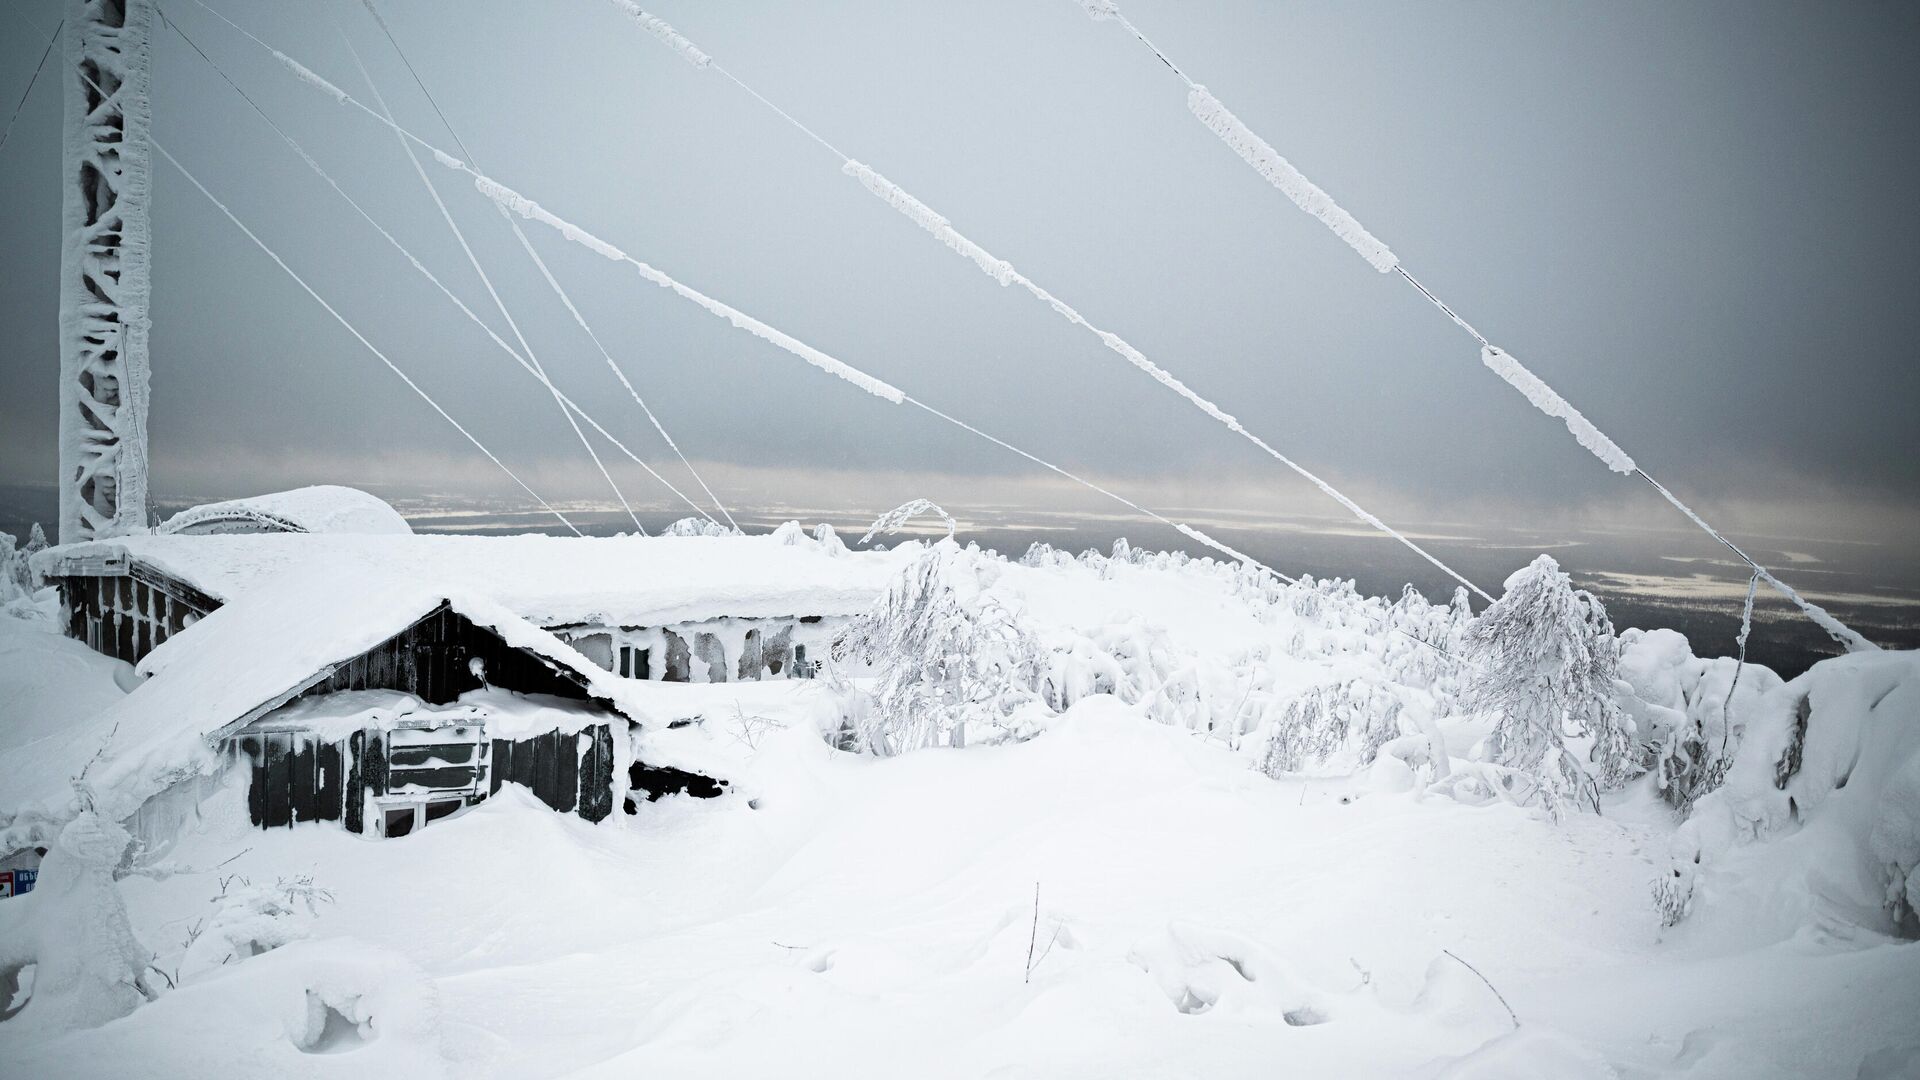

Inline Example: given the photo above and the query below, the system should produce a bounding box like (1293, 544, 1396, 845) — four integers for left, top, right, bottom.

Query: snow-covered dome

(157, 486, 412, 537)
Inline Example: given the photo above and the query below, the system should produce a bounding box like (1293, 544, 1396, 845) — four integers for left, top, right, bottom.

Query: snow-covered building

(7, 564, 738, 853)
(34, 501, 905, 675)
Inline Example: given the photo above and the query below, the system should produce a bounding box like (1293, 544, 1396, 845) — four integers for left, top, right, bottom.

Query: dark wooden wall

(489, 725, 616, 822)
(55, 569, 214, 666)
(298, 603, 593, 707)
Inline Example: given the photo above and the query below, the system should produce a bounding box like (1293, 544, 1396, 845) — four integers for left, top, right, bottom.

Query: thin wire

(711, 63, 848, 163)
(176, 0, 1313, 583)
(1092, 6, 1874, 650)
(1112, 12, 1192, 87)
(1394, 266, 1489, 349)
(156, 6, 711, 526)
(601, 6, 1491, 601)
(0, 17, 62, 158)
(148, 135, 580, 535)
(901, 392, 1291, 582)
(358, 0, 735, 530)
(337, 28, 644, 534)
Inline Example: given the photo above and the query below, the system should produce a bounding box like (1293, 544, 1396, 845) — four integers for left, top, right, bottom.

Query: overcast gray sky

(2, 0, 1916, 543)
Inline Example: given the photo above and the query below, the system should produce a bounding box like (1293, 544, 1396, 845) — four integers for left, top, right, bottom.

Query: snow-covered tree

(0, 811, 156, 1033)
(662, 516, 735, 537)
(0, 525, 46, 602)
(1460, 554, 1635, 817)
(1257, 679, 1407, 777)
(832, 543, 1045, 754)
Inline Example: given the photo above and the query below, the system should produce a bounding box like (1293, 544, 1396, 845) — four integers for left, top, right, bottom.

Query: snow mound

(1659, 649, 1920, 940)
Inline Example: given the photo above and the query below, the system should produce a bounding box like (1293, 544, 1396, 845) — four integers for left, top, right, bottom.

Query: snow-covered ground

(2, 697, 1913, 1078)
(0, 540, 1915, 1078)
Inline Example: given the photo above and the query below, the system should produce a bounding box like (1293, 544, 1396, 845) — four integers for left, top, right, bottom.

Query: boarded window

(694, 633, 727, 684)
(570, 633, 614, 672)
(664, 631, 691, 682)
(737, 629, 763, 681)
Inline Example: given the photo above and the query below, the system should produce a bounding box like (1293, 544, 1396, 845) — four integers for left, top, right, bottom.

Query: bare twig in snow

(1442, 948, 1519, 1029)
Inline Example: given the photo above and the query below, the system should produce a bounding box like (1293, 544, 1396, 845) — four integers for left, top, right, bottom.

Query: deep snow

(0, 538, 1915, 1077)
(0, 697, 1914, 1078)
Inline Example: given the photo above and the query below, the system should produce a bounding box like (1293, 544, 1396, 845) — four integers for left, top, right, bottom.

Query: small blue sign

(0, 868, 35, 898)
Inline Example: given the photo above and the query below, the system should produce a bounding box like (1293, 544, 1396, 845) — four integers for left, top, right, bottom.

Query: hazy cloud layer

(2, 0, 1916, 544)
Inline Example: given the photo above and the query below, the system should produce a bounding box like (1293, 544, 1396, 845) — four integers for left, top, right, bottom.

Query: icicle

(608, 1, 711, 68)
(273, 51, 349, 105)
(1077, 0, 1122, 20)
(1719, 571, 1760, 738)
(1480, 346, 1635, 474)
(844, 161, 1017, 286)
(1186, 86, 1398, 273)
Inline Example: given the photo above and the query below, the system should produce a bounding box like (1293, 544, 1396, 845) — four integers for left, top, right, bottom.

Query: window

(619, 646, 651, 680)
(383, 807, 415, 838)
(381, 798, 464, 838)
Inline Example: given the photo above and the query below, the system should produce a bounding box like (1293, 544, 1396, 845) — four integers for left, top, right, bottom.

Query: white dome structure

(157, 486, 412, 537)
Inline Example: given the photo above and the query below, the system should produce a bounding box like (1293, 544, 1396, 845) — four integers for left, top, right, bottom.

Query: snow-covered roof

(156, 485, 412, 536)
(36, 529, 911, 627)
(81, 561, 647, 822)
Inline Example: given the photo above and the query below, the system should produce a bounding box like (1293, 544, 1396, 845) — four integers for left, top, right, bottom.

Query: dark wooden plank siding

(578, 725, 615, 823)
(344, 730, 366, 833)
(314, 740, 344, 822)
(263, 736, 292, 828)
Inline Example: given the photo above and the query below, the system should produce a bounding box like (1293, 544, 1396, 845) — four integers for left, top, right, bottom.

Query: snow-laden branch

(1186, 87, 1398, 273)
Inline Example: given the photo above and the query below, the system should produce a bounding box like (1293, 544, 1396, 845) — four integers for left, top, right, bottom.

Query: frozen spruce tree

(1460, 554, 1635, 817)
(832, 541, 1044, 754)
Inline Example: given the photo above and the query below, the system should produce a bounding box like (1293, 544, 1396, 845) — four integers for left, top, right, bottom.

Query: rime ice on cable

(608, 1, 711, 67)
(468, 171, 905, 404)
(1077, 0, 1122, 20)
(273, 50, 350, 105)
(1186, 86, 1398, 273)
(844, 162, 1018, 286)
(1480, 346, 1636, 474)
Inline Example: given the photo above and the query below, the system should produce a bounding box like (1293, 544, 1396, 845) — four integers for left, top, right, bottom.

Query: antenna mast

(58, 0, 154, 542)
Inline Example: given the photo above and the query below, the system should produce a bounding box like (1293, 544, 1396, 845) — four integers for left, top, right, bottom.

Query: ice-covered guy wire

(338, 31, 643, 534)
(181, 1, 1283, 578)
(1075, 0, 1875, 651)
(0, 16, 61, 157)
(354, 0, 737, 531)
(145, 136, 579, 535)
(156, 7, 716, 527)
(596, 3, 1492, 603)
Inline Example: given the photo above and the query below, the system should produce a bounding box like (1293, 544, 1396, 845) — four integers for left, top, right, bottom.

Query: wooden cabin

(63, 567, 726, 845)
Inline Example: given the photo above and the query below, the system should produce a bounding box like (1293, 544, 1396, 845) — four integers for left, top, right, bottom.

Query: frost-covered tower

(58, 0, 154, 542)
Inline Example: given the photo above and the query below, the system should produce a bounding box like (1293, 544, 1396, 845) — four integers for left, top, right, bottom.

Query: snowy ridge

(608, 1, 711, 68)
(1480, 346, 1636, 474)
(845, 161, 1017, 286)
(1186, 87, 1398, 273)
